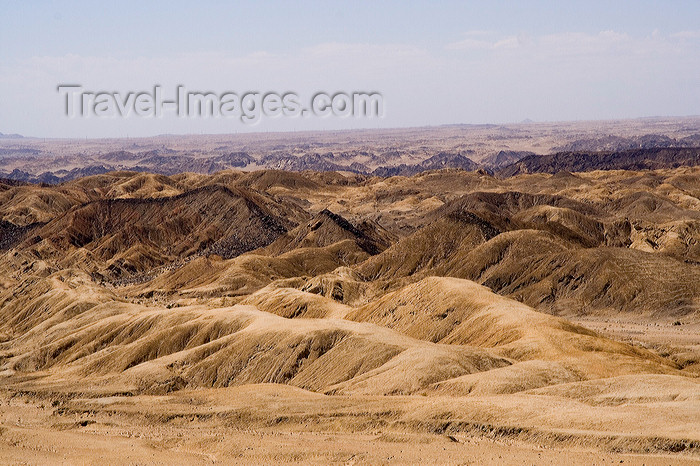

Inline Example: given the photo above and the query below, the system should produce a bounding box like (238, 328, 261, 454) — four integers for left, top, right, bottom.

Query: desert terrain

(1, 121, 700, 464)
(2, 116, 700, 182)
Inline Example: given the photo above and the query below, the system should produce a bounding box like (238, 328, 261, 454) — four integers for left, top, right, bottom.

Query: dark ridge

(20, 184, 295, 278)
(481, 150, 535, 169)
(214, 151, 254, 167)
(0, 177, 29, 187)
(0, 220, 44, 250)
(439, 209, 501, 240)
(317, 209, 385, 255)
(1, 165, 116, 184)
(69, 184, 255, 208)
(372, 152, 480, 177)
(553, 133, 700, 152)
(263, 208, 391, 256)
(434, 191, 601, 231)
(261, 153, 350, 172)
(497, 147, 700, 177)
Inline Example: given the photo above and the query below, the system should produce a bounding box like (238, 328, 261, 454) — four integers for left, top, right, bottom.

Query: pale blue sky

(1, 1, 699, 137)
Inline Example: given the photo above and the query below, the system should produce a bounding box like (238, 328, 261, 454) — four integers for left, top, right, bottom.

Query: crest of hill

(239, 285, 352, 319)
(431, 191, 601, 231)
(357, 212, 498, 280)
(21, 185, 300, 279)
(511, 204, 631, 247)
(131, 240, 371, 298)
(346, 276, 677, 379)
(261, 209, 394, 256)
(608, 190, 700, 223)
(297, 267, 374, 306)
(0, 268, 118, 337)
(0, 183, 99, 226)
(101, 172, 185, 198)
(430, 229, 700, 318)
(356, 191, 600, 282)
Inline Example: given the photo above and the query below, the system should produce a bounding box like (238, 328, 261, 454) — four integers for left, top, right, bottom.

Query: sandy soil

(1, 394, 697, 465)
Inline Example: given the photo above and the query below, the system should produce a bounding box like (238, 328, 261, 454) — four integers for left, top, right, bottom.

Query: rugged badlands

(1, 167, 699, 464)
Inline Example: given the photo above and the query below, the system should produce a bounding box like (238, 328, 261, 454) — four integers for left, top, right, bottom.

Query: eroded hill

(1, 166, 699, 462)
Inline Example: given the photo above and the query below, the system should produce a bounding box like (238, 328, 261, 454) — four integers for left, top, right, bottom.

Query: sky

(0, 0, 699, 138)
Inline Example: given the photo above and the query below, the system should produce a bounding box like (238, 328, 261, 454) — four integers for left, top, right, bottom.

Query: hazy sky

(1, 0, 699, 138)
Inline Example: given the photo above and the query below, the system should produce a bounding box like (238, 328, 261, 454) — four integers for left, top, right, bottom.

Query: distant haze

(1, 0, 699, 138)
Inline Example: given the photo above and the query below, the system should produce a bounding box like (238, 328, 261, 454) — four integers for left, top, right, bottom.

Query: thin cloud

(445, 38, 492, 50)
(671, 30, 700, 40)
